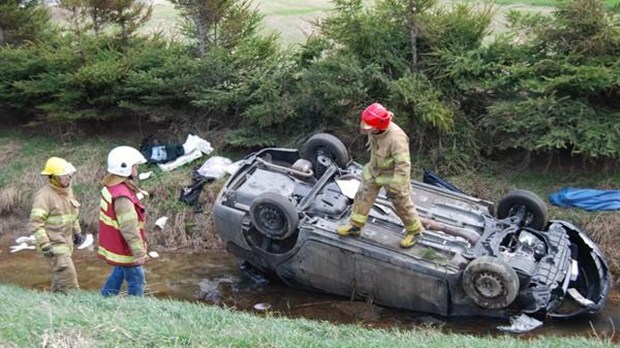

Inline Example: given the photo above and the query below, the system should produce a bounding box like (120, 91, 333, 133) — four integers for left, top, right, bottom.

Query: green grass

(53, 0, 619, 46)
(0, 284, 615, 348)
(491, 0, 617, 6)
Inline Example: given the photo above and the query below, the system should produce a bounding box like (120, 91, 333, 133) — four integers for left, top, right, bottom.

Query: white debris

(225, 160, 243, 175)
(138, 171, 153, 180)
(148, 251, 160, 258)
(15, 235, 36, 244)
(336, 179, 361, 199)
(155, 216, 168, 229)
(157, 148, 203, 172)
(197, 156, 233, 180)
(10, 243, 35, 253)
(182, 134, 214, 155)
(77, 234, 94, 250)
(497, 314, 543, 333)
(253, 303, 271, 311)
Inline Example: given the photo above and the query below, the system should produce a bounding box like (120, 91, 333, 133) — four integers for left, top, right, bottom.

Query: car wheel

(462, 256, 519, 309)
(302, 133, 349, 177)
(250, 192, 299, 241)
(496, 190, 549, 230)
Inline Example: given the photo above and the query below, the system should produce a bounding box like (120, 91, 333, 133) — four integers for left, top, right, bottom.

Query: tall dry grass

(1, 130, 618, 282)
(583, 213, 620, 285)
(0, 129, 224, 254)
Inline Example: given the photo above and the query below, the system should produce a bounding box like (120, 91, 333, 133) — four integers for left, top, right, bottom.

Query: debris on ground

(178, 156, 236, 213)
(78, 234, 94, 250)
(155, 216, 168, 229)
(10, 242, 35, 253)
(140, 134, 185, 164)
(144, 134, 214, 172)
(549, 188, 620, 211)
(15, 235, 35, 244)
(497, 314, 543, 333)
(158, 148, 203, 172)
(9, 233, 93, 252)
(253, 303, 271, 311)
(138, 171, 153, 180)
(196, 156, 233, 180)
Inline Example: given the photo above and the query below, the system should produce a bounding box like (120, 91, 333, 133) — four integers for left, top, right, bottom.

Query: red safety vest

(97, 183, 147, 266)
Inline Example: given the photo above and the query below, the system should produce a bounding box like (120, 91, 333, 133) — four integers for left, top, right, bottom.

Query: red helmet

(360, 103, 392, 131)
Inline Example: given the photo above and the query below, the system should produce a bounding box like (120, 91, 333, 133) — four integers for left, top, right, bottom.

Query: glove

(135, 256, 148, 265)
(386, 188, 399, 200)
(41, 244, 54, 258)
(73, 233, 85, 246)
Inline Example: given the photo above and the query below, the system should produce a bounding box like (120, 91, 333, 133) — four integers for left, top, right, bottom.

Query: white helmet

(107, 146, 147, 177)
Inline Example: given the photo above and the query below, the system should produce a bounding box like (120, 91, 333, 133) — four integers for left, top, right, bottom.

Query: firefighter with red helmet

(336, 103, 423, 248)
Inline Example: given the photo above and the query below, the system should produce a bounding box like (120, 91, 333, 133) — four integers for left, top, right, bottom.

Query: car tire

(496, 190, 549, 230)
(462, 256, 519, 309)
(250, 192, 299, 241)
(302, 133, 349, 176)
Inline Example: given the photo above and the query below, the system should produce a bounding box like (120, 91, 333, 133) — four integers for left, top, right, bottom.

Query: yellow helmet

(41, 157, 76, 176)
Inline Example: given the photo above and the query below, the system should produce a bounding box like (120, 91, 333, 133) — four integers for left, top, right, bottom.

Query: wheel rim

(257, 204, 286, 234)
(509, 205, 535, 226)
(474, 272, 505, 299)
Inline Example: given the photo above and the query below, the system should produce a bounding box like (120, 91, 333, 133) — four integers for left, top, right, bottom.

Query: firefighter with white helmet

(97, 145, 150, 296)
(29, 157, 84, 293)
(337, 103, 424, 248)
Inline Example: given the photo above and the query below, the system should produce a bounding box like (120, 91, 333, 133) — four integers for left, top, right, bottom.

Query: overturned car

(213, 133, 610, 326)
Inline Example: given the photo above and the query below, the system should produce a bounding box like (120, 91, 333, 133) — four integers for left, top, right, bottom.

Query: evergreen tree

(0, 0, 51, 46)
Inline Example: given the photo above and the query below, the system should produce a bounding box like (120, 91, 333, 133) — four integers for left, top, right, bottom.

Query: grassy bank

(0, 284, 615, 347)
(0, 128, 223, 251)
(0, 128, 618, 278)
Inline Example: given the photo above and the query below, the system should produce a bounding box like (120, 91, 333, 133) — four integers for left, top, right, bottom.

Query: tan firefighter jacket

(29, 181, 81, 255)
(364, 122, 411, 189)
(99, 174, 147, 261)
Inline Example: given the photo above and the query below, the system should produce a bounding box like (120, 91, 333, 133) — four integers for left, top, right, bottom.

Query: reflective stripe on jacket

(97, 183, 147, 266)
(29, 182, 80, 255)
(365, 122, 411, 189)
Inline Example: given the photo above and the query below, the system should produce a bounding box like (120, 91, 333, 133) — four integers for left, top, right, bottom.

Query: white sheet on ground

(183, 134, 214, 155)
(197, 156, 233, 180)
(157, 148, 203, 172)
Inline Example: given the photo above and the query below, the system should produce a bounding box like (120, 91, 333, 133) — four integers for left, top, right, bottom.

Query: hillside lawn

(0, 284, 616, 347)
(53, 0, 619, 45)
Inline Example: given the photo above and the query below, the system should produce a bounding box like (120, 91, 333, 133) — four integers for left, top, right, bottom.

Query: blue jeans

(101, 265, 145, 296)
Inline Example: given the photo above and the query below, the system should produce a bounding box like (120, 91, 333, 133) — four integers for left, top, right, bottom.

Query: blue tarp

(549, 188, 620, 211)
(423, 169, 465, 194)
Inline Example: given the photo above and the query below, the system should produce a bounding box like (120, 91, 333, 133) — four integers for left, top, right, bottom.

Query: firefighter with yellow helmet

(29, 157, 84, 293)
(337, 103, 424, 248)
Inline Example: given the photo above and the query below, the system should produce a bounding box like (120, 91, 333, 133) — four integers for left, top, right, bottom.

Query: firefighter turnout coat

(98, 181, 147, 266)
(29, 182, 81, 254)
(350, 122, 422, 233)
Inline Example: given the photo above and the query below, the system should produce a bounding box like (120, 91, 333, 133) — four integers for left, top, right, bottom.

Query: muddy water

(1, 237, 618, 342)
